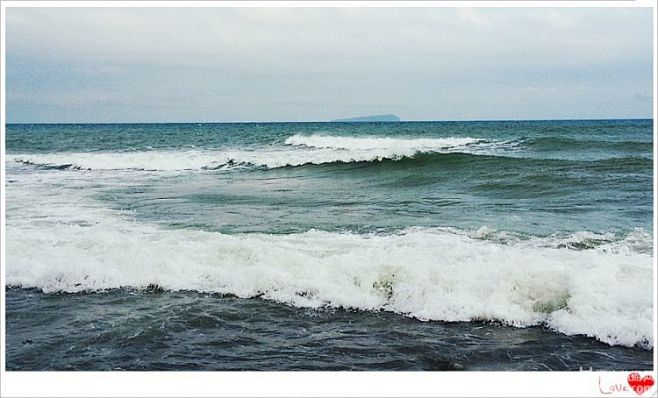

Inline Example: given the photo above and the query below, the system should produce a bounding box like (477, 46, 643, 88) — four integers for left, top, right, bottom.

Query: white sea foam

(461, 226, 653, 255)
(7, 135, 497, 171)
(5, 171, 654, 349)
(284, 134, 481, 151)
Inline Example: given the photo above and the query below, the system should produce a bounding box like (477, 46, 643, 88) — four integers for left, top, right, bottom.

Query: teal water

(6, 119, 653, 235)
(4, 119, 655, 370)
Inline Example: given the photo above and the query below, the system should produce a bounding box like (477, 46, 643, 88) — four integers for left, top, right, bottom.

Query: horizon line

(4, 117, 654, 125)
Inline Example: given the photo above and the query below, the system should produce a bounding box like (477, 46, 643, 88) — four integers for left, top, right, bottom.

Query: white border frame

(1, 1, 656, 397)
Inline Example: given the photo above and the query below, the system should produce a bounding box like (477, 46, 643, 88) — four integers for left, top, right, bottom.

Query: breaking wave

(283, 134, 482, 151)
(7, 135, 506, 171)
(5, 191, 654, 349)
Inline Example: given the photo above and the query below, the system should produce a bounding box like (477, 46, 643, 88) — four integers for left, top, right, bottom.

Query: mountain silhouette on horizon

(330, 114, 400, 122)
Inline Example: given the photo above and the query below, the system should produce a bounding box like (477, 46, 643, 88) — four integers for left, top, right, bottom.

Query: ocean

(4, 119, 654, 370)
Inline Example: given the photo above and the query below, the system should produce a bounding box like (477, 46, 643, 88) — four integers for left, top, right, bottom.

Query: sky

(4, 7, 654, 123)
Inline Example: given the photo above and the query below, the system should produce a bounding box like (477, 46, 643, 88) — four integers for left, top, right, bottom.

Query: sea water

(4, 119, 654, 370)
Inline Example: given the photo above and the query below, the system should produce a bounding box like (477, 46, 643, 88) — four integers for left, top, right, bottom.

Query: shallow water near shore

(5, 288, 653, 371)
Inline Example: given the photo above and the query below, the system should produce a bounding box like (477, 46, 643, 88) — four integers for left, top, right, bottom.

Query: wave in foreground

(6, 203, 653, 349)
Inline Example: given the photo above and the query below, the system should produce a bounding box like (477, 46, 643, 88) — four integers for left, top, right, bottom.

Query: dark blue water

(5, 288, 652, 371)
(4, 120, 654, 370)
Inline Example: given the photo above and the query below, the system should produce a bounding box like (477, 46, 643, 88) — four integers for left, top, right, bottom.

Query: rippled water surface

(6, 289, 653, 371)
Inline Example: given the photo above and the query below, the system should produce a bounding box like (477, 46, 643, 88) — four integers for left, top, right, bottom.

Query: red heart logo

(627, 372, 655, 395)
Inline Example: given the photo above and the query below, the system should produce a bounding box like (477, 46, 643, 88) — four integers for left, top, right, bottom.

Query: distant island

(330, 114, 400, 122)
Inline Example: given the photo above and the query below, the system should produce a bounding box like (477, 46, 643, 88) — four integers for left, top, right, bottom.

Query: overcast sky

(5, 7, 654, 123)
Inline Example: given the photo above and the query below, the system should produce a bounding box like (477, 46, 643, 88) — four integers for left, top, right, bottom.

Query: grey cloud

(5, 7, 653, 123)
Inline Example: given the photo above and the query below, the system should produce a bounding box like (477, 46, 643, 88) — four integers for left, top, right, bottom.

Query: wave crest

(6, 207, 653, 349)
(284, 134, 482, 151)
(7, 135, 504, 171)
